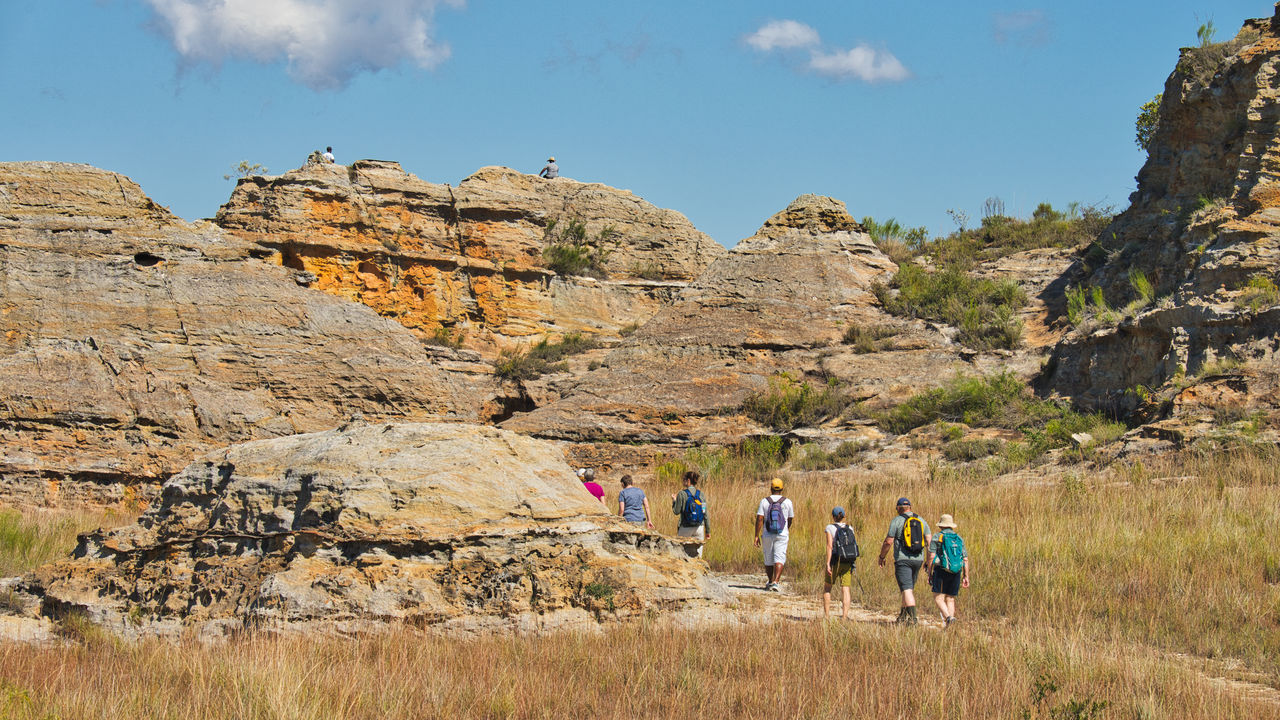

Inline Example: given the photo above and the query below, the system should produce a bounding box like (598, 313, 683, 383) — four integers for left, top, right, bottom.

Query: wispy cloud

(144, 0, 464, 91)
(744, 19, 910, 84)
(745, 20, 820, 52)
(992, 10, 1052, 47)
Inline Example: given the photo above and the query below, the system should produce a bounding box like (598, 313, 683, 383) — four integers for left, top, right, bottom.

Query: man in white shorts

(753, 477, 795, 591)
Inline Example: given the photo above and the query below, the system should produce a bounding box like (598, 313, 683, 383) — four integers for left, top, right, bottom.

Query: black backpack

(901, 514, 925, 556)
(832, 524, 860, 564)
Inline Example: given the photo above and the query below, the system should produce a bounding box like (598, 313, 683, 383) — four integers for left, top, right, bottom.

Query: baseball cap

(832, 506, 845, 518)
(897, 497, 911, 506)
(770, 478, 784, 490)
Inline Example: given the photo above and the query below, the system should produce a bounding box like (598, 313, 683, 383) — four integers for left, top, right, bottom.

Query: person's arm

(753, 514, 764, 547)
(618, 494, 626, 517)
(642, 496, 654, 529)
(878, 536, 894, 567)
(962, 556, 971, 588)
(825, 528, 835, 573)
(671, 489, 684, 516)
(925, 541, 936, 575)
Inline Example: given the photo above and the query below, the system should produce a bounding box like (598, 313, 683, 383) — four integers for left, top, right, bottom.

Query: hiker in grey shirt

(617, 475, 653, 528)
(538, 156, 558, 179)
(877, 496, 931, 624)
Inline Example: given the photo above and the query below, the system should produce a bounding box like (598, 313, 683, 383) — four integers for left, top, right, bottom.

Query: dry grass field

(1, 446, 1277, 719)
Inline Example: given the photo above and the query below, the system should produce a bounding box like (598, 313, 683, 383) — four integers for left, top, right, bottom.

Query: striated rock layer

(215, 162, 726, 353)
(504, 194, 1031, 446)
(0, 162, 500, 504)
(1042, 8, 1280, 443)
(10, 423, 723, 638)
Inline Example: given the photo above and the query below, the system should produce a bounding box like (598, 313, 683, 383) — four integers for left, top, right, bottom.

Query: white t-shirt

(824, 521, 847, 539)
(756, 494, 795, 536)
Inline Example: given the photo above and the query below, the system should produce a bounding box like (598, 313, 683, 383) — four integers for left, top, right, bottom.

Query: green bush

(1238, 273, 1279, 312)
(1135, 93, 1162, 152)
(861, 216, 929, 264)
(542, 217, 619, 278)
(874, 263, 1025, 349)
(841, 323, 899, 353)
(741, 374, 850, 431)
(493, 332, 600, 381)
(943, 437, 1004, 461)
(792, 441, 870, 471)
(923, 202, 1113, 268)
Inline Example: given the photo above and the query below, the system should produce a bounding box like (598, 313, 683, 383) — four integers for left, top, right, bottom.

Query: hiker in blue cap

(878, 496, 931, 625)
(823, 506, 859, 620)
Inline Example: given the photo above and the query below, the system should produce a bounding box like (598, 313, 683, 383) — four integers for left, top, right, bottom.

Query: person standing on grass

(671, 470, 710, 558)
(925, 513, 970, 627)
(753, 477, 795, 592)
(618, 475, 654, 528)
(823, 506, 859, 620)
(877, 496, 931, 624)
(579, 468, 605, 505)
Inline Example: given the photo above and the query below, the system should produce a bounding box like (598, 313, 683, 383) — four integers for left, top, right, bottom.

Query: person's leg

(934, 591, 949, 620)
(772, 562, 785, 585)
(841, 585, 851, 619)
(761, 534, 775, 586)
(823, 582, 833, 618)
(771, 535, 789, 587)
(946, 595, 957, 619)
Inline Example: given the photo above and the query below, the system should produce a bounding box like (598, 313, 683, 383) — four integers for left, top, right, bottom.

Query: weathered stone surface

(214, 162, 725, 353)
(502, 195, 901, 443)
(0, 162, 500, 504)
(1042, 10, 1280, 433)
(12, 423, 723, 638)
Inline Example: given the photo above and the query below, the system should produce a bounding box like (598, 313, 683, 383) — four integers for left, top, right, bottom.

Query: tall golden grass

(0, 447, 1276, 718)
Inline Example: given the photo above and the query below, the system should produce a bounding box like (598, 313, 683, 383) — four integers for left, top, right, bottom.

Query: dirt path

(711, 573, 1280, 706)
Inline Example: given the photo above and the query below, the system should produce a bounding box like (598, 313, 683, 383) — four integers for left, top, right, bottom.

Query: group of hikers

(580, 469, 971, 626)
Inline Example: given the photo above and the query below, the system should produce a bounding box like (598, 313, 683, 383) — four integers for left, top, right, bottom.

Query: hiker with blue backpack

(877, 496, 931, 625)
(753, 478, 795, 592)
(823, 506, 860, 620)
(925, 513, 970, 627)
(671, 470, 710, 558)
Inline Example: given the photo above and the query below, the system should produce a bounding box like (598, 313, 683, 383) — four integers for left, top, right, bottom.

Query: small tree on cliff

(224, 161, 267, 181)
(1135, 93, 1161, 152)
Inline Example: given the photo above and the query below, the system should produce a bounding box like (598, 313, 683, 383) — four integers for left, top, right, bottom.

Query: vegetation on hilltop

(542, 216, 619, 278)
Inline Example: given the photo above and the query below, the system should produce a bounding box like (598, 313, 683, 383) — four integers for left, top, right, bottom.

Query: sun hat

(832, 506, 845, 518)
(576, 468, 586, 478)
(938, 513, 957, 529)
(770, 478, 784, 491)
(548, 156, 556, 162)
(896, 497, 911, 507)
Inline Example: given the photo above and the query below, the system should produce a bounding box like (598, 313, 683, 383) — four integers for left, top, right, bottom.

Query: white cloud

(144, 0, 463, 90)
(992, 10, 1051, 46)
(745, 18, 909, 84)
(745, 20, 820, 51)
(809, 46, 909, 83)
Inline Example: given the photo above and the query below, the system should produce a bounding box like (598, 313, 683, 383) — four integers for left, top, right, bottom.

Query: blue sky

(1, 1, 1268, 247)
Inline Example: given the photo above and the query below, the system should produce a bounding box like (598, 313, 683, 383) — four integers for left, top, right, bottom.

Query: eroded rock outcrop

(9, 423, 723, 638)
(0, 162, 500, 504)
(215, 162, 725, 353)
(1041, 9, 1280, 444)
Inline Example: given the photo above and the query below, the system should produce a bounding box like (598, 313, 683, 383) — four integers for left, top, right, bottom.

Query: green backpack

(937, 529, 966, 574)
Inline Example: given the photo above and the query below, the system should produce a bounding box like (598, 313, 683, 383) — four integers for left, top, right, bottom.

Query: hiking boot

(945, 616, 956, 627)
(895, 608, 909, 624)
(768, 583, 782, 593)
(763, 582, 775, 592)
(906, 606, 918, 625)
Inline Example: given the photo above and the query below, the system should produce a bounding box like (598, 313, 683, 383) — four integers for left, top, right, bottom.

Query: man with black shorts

(877, 497, 931, 624)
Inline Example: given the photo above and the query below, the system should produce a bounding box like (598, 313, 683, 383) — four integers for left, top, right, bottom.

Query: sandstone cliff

(503, 195, 1031, 449)
(1041, 9, 1280, 445)
(215, 161, 726, 353)
(0, 163, 500, 505)
(7, 423, 723, 638)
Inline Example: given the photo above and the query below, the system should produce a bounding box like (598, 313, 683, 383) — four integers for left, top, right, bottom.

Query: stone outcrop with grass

(5, 423, 722, 639)
(1041, 8, 1280, 448)
(215, 161, 726, 354)
(0, 162, 499, 505)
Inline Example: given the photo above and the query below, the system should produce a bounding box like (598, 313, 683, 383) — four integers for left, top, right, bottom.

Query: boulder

(12, 423, 723, 638)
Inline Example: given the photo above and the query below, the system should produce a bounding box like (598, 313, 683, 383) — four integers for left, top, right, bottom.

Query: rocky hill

(6, 423, 723, 639)
(1041, 8, 1280, 446)
(0, 162, 500, 505)
(215, 161, 726, 354)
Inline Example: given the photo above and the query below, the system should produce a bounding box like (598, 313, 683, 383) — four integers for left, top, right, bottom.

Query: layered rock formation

(0, 162, 499, 505)
(8, 423, 722, 638)
(1041, 9, 1280, 443)
(215, 162, 726, 352)
(504, 195, 1029, 447)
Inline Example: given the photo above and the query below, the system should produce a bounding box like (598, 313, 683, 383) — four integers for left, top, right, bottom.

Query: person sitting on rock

(322, 146, 335, 163)
(538, 156, 558, 179)
(618, 474, 653, 528)
(579, 467, 605, 505)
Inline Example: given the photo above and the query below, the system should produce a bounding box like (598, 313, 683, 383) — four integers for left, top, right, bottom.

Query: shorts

(894, 559, 922, 591)
(825, 561, 853, 588)
(677, 524, 705, 558)
(762, 533, 789, 566)
(930, 567, 962, 596)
